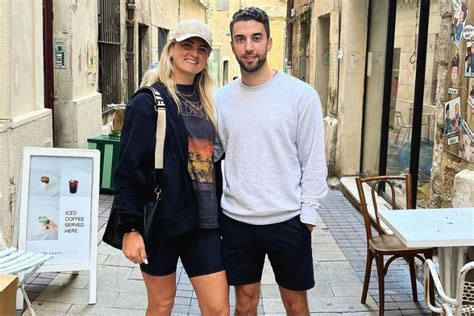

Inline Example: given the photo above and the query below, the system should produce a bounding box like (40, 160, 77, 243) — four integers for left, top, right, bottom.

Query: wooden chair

(355, 174, 434, 315)
(424, 259, 474, 315)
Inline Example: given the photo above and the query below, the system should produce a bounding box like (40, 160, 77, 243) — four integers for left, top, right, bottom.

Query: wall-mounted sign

(18, 147, 100, 304)
(54, 38, 67, 69)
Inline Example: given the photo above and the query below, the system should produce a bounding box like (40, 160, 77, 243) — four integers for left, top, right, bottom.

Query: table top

(379, 208, 474, 248)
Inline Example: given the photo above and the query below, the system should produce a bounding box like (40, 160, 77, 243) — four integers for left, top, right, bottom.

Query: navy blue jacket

(112, 82, 199, 239)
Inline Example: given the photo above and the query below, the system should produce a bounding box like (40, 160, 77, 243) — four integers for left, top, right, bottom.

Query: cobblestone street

(21, 189, 431, 315)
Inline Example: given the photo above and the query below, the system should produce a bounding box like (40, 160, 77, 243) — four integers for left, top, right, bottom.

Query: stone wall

(430, 0, 474, 208)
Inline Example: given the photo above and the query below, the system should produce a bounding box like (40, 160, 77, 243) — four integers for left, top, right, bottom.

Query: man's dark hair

(230, 7, 270, 38)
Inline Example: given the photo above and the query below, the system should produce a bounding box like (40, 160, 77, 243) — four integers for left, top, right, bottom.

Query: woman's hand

(122, 231, 148, 265)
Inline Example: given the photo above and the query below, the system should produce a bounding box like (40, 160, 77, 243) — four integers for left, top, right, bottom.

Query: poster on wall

(446, 0, 474, 161)
(445, 96, 462, 135)
(18, 147, 100, 304)
(452, 0, 469, 48)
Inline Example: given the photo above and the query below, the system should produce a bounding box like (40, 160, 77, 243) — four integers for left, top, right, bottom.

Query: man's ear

(267, 37, 273, 52)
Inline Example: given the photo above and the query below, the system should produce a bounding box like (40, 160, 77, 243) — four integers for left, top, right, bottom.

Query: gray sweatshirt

(214, 71, 328, 225)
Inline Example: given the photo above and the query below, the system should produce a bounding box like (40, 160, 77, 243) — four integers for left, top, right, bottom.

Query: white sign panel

(18, 147, 100, 304)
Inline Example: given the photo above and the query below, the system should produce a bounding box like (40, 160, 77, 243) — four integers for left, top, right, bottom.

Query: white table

(379, 208, 474, 296)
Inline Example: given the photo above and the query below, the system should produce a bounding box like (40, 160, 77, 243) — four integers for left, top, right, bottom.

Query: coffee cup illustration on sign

(38, 216, 49, 226)
(68, 180, 79, 194)
(40, 176, 50, 189)
(38, 216, 58, 231)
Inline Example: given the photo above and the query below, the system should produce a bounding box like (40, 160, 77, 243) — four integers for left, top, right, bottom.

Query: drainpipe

(286, 0, 294, 74)
(126, 0, 136, 98)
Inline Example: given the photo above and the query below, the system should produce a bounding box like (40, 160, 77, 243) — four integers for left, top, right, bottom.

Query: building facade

(0, 0, 208, 244)
(287, 0, 474, 209)
(0, 1, 53, 244)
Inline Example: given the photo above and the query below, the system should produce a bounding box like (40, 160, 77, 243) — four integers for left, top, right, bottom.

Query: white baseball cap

(171, 19, 213, 48)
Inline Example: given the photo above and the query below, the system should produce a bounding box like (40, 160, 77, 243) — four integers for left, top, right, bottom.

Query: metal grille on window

(98, 0, 121, 114)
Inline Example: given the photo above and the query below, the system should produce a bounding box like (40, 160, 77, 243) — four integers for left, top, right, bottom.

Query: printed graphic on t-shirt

(177, 86, 218, 228)
(178, 95, 215, 193)
(188, 138, 213, 191)
(180, 99, 206, 118)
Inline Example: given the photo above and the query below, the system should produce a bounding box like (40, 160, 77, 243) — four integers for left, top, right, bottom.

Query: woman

(108, 20, 229, 315)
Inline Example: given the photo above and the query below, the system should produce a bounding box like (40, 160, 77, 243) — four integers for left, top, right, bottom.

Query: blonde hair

(142, 41, 216, 128)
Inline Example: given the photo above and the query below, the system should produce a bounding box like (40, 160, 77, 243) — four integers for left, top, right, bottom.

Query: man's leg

(279, 286, 310, 316)
(264, 216, 314, 315)
(219, 213, 266, 316)
(235, 282, 261, 316)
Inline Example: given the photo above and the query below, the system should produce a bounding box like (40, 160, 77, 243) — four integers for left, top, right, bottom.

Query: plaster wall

(334, 0, 368, 176)
(0, 1, 12, 118)
(0, 1, 53, 244)
(54, 93, 102, 148)
(53, 0, 102, 148)
(10, 0, 44, 117)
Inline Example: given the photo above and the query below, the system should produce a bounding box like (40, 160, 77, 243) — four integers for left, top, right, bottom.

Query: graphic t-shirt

(176, 84, 217, 228)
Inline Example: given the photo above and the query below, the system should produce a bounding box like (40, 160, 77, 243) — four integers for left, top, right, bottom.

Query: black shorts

(140, 228, 224, 278)
(220, 213, 314, 291)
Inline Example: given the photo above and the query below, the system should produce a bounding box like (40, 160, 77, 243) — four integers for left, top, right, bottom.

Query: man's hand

(305, 224, 314, 233)
(122, 231, 148, 265)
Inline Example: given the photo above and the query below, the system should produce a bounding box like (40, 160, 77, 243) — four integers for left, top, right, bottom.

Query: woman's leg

(180, 229, 229, 315)
(190, 270, 229, 316)
(142, 271, 177, 316)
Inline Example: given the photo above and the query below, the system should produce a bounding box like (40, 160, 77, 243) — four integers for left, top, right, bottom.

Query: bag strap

(131, 85, 167, 170)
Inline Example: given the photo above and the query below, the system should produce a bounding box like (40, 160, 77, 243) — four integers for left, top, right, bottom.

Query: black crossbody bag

(102, 85, 166, 252)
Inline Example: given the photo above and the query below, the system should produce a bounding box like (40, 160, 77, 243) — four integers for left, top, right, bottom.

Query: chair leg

(408, 257, 418, 301)
(20, 285, 36, 316)
(425, 251, 435, 308)
(395, 128, 402, 143)
(361, 250, 374, 304)
(375, 254, 385, 316)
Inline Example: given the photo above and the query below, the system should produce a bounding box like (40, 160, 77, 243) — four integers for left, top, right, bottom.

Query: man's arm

(296, 90, 329, 227)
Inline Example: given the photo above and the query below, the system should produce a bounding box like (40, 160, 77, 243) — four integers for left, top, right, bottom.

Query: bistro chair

(355, 174, 434, 315)
(395, 111, 412, 144)
(0, 229, 52, 316)
(424, 259, 474, 315)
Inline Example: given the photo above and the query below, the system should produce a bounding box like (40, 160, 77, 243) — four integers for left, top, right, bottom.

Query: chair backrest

(396, 111, 408, 128)
(355, 174, 413, 240)
(458, 261, 474, 311)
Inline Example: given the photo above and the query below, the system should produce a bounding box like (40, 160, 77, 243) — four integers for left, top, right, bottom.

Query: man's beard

(237, 54, 267, 73)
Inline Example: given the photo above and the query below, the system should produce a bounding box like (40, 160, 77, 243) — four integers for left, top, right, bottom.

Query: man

(214, 7, 328, 316)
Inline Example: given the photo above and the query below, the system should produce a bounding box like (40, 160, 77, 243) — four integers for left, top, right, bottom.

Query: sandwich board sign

(18, 147, 100, 304)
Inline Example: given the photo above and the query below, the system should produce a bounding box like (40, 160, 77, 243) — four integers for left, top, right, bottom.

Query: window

(158, 27, 169, 60)
(216, 0, 229, 11)
(98, 0, 121, 113)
